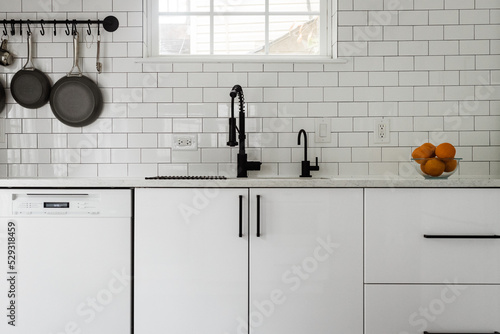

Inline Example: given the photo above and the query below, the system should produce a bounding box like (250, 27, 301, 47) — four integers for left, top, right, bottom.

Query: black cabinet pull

(424, 234, 500, 239)
(256, 195, 261, 237)
(239, 195, 243, 238)
(424, 332, 499, 334)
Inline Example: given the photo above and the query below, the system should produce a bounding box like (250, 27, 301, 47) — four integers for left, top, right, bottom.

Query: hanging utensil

(50, 31, 103, 127)
(96, 34, 102, 74)
(10, 32, 52, 109)
(0, 36, 13, 66)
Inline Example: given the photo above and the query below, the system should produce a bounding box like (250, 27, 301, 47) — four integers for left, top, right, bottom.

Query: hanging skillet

(50, 31, 103, 127)
(10, 32, 51, 109)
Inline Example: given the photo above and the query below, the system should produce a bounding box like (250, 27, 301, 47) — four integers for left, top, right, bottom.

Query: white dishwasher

(0, 189, 132, 334)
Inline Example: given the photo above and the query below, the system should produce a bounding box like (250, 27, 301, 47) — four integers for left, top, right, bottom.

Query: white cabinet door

(135, 188, 248, 334)
(365, 188, 500, 284)
(365, 284, 500, 334)
(248, 188, 363, 334)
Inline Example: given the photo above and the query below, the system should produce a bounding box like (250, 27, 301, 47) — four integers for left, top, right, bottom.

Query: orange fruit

(435, 143, 456, 159)
(421, 143, 436, 152)
(443, 159, 457, 172)
(412, 143, 435, 164)
(423, 158, 445, 177)
(420, 161, 427, 174)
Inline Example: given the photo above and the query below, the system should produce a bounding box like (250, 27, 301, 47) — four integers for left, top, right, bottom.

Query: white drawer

(365, 188, 500, 283)
(365, 284, 500, 334)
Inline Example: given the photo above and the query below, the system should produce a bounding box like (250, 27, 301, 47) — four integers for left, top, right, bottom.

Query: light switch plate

(315, 119, 331, 143)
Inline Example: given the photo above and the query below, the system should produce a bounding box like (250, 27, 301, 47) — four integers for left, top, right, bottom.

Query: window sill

(136, 56, 348, 64)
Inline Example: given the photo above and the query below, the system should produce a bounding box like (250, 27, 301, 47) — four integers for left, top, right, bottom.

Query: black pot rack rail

(2, 15, 119, 36)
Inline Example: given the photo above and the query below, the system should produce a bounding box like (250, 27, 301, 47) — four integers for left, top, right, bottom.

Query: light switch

(315, 119, 331, 143)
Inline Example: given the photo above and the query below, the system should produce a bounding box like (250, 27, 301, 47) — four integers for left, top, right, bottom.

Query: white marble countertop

(1, 176, 500, 188)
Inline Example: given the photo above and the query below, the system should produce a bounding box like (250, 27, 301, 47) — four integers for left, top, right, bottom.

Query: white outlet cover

(374, 119, 390, 144)
(172, 134, 198, 150)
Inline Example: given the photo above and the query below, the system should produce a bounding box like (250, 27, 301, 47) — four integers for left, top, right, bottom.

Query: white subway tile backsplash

(171, 150, 201, 163)
(80, 149, 111, 163)
(444, 116, 474, 130)
(400, 11, 429, 26)
(414, 86, 445, 101)
(429, 10, 459, 24)
(429, 41, 459, 55)
(248, 73, 277, 87)
(339, 132, 368, 147)
(429, 71, 460, 86)
(444, 25, 475, 40)
(263, 88, 294, 102)
(368, 41, 398, 56)
(368, 102, 398, 116)
(445, 86, 475, 100)
(1, 1, 500, 178)
(308, 72, 339, 87)
(143, 88, 173, 103)
(384, 26, 413, 40)
(339, 11, 368, 26)
(187, 73, 218, 88)
(429, 101, 459, 116)
(51, 149, 80, 163)
(414, 117, 444, 131)
(128, 134, 157, 148)
(399, 41, 429, 56)
(354, 0, 383, 11)
(127, 164, 158, 177)
(141, 149, 171, 163)
(339, 72, 369, 87)
(384, 57, 414, 71)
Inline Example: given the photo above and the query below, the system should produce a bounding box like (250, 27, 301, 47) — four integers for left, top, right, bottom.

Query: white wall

(0, 0, 499, 178)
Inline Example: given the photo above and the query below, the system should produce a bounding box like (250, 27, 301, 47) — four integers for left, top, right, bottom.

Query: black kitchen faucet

(298, 129, 320, 177)
(227, 84, 261, 178)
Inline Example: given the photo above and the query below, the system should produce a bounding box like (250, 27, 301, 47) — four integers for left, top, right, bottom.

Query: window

(148, 0, 334, 59)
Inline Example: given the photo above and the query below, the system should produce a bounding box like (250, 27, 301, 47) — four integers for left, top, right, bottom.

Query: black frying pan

(0, 80, 5, 113)
(50, 32, 102, 127)
(11, 32, 51, 109)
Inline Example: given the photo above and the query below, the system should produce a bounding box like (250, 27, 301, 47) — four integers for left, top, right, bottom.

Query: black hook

(54, 19, 57, 36)
(87, 20, 92, 35)
(27, 20, 31, 35)
(72, 20, 77, 36)
(65, 20, 70, 35)
(40, 19, 45, 36)
(19, 20, 22, 36)
(10, 19, 15, 36)
(2, 20, 7, 36)
(97, 21, 100, 36)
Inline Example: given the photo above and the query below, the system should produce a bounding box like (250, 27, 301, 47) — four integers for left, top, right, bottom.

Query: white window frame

(144, 0, 338, 62)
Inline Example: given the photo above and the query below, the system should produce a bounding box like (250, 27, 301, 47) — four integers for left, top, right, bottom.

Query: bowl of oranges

(411, 143, 460, 179)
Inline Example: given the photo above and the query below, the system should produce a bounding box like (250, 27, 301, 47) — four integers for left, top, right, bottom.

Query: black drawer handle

(239, 195, 243, 238)
(424, 332, 499, 334)
(424, 234, 500, 239)
(256, 195, 261, 237)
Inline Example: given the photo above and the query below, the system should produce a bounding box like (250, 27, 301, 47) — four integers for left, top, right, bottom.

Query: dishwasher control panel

(0, 190, 132, 218)
(13, 195, 100, 215)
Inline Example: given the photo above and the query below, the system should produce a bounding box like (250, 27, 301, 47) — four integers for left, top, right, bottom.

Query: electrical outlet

(374, 119, 390, 144)
(173, 134, 198, 150)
